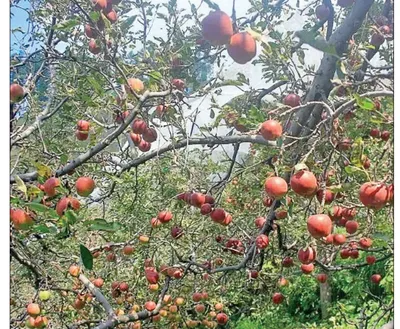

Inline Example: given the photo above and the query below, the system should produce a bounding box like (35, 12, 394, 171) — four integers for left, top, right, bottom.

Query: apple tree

(10, 0, 394, 328)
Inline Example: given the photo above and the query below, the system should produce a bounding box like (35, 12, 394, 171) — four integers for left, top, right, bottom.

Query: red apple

(272, 292, 284, 304)
(76, 177, 95, 197)
(283, 94, 301, 107)
(307, 214, 332, 238)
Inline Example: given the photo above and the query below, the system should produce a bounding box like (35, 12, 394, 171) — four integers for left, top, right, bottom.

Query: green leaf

(15, 175, 27, 197)
(295, 30, 339, 58)
(80, 244, 93, 270)
(54, 19, 80, 31)
(86, 219, 123, 232)
(121, 15, 137, 31)
(90, 11, 100, 22)
(87, 76, 104, 96)
(25, 202, 49, 213)
(214, 80, 244, 88)
(336, 61, 346, 80)
(210, 109, 215, 119)
(33, 162, 52, 178)
(297, 50, 305, 65)
(32, 224, 57, 234)
(203, 0, 220, 10)
(354, 94, 375, 110)
(65, 210, 78, 224)
(276, 138, 283, 147)
(60, 154, 68, 164)
(373, 232, 390, 241)
(148, 71, 162, 81)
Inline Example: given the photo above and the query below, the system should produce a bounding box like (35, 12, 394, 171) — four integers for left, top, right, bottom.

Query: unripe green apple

(39, 290, 52, 301)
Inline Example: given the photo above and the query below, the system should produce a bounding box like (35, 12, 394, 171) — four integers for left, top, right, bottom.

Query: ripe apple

(272, 292, 284, 304)
(381, 131, 390, 141)
(359, 182, 390, 209)
(371, 274, 382, 284)
(323, 234, 334, 244)
(92, 278, 104, 288)
(297, 246, 316, 264)
(131, 118, 147, 134)
(142, 127, 158, 143)
(175, 297, 184, 306)
(337, 138, 352, 151)
(27, 303, 41, 316)
(145, 301, 157, 311)
(249, 270, 259, 279)
(290, 170, 318, 197)
(106, 252, 116, 262)
(316, 189, 335, 204)
(129, 133, 142, 146)
(340, 248, 351, 259)
(150, 217, 162, 228)
(119, 282, 129, 292)
(345, 220, 359, 234)
(171, 78, 185, 91)
(145, 269, 159, 284)
(254, 217, 266, 229)
(10, 208, 33, 230)
(359, 237, 373, 249)
(89, 39, 101, 54)
(43, 177, 60, 197)
(301, 263, 314, 274)
(123, 245, 134, 255)
(282, 256, 294, 267)
(275, 209, 287, 219)
(139, 235, 149, 244)
(264, 176, 288, 199)
(283, 94, 301, 107)
(370, 128, 381, 138)
(195, 303, 206, 313)
(157, 210, 173, 223)
(315, 4, 330, 20)
(216, 312, 229, 325)
(307, 214, 332, 238)
(127, 78, 144, 94)
(333, 234, 346, 245)
(10, 83, 25, 103)
(210, 208, 226, 223)
(255, 234, 269, 249)
(69, 265, 80, 277)
(171, 226, 184, 239)
(349, 249, 359, 259)
(366, 255, 376, 265)
(138, 140, 151, 152)
(316, 273, 328, 283)
(191, 193, 206, 207)
(200, 203, 212, 215)
(56, 196, 80, 216)
(105, 9, 117, 23)
(260, 120, 283, 141)
(76, 177, 95, 197)
(371, 33, 385, 47)
(278, 277, 289, 287)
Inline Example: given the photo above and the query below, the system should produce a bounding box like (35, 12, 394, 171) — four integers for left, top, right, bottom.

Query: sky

(9, 0, 386, 162)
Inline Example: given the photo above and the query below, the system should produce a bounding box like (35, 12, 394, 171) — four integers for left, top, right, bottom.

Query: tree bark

(320, 281, 332, 319)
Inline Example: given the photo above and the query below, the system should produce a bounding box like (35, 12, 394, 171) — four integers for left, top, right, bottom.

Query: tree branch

(120, 135, 274, 171)
(78, 274, 115, 318)
(10, 89, 172, 183)
(288, 0, 375, 137)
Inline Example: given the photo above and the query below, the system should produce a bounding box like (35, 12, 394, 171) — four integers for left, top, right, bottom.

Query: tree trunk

(320, 281, 332, 319)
